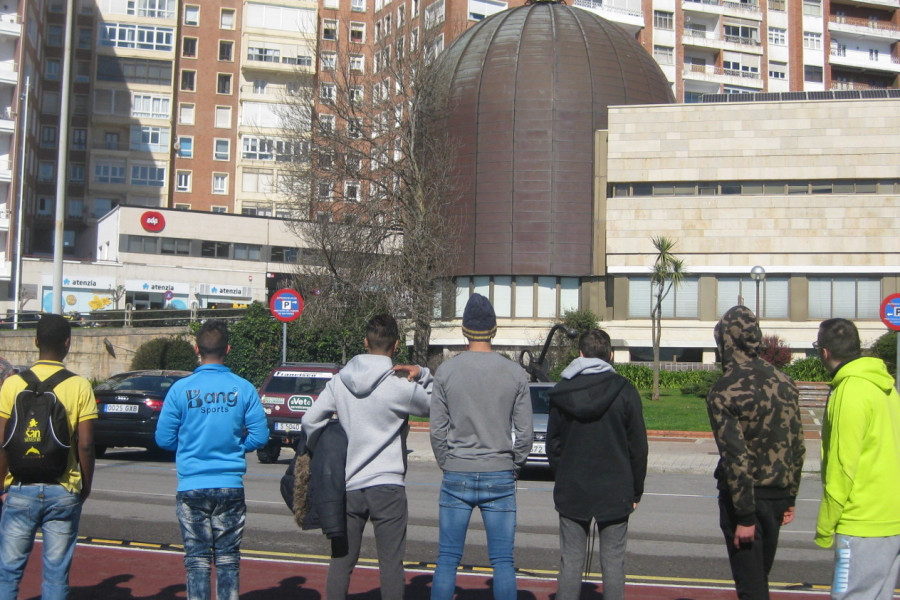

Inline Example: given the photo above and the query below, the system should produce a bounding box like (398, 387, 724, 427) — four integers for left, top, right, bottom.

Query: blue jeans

(431, 471, 517, 600)
(0, 483, 83, 600)
(176, 488, 246, 600)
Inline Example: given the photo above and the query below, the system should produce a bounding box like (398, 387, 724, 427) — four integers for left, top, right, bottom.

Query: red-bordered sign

(269, 289, 304, 323)
(880, 293, 900, 331)
(140, 211, 166, 233)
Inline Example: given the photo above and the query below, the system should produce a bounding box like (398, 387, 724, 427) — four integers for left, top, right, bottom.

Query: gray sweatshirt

(430, 351, 532, 472)
(301, 354, 432, 492)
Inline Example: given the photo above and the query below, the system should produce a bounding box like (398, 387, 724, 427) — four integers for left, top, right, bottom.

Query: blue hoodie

(155, 363, 269, 491)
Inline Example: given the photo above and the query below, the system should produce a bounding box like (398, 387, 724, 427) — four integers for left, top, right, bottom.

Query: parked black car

(93, 370, 193, 457)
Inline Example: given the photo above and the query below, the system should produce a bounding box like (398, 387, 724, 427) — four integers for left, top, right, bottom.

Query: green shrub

(679, 369, 723, 398)
(782, 356, 830, 382)
(615, 364, 653, 389)
(869, 331, 897, 377)
(130, 336, 198, 371)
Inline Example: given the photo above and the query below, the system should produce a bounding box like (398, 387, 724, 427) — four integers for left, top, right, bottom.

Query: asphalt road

(82, 448, 834, 591)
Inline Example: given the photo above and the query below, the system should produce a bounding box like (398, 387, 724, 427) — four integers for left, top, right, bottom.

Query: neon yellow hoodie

(815, 357, 900, 548)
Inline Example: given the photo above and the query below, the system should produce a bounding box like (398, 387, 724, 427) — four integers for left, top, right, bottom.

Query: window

(45, 60, 61, 80)
(350, 54, 364, 72)
(130, 125, 170, 152)
(717, 277, 789, 319)
(99, 23, 174, 51)
(48, 24, 63, 46)
(182, 37, 198, 57)
(319, 114, 335, 132)
(40, 126, 58, 149)
(160, 238, 191, 256)
(131, 164, 166, 186)
(768, 27, 786, 46)
(176, 171, 192, 192)
(425, 0, 445, 28)
(69, 164, 85, 184)
(184, 4, 199, 25)
(324, 0, 339, 8)
(213, 173, 228, 194)
(72, 129, 87, 150)
(214, 139, 230, 160)
(219, 41, 233, 61)
(809, 277, 880, 319)
(217, 73, 232, 94)
(220, 8, 235, 29)
(94, 160, 126, 184)
(322, 52, 336, 70)
(242, 137, 273, 160)
(233, 244, 262, 261)
(653, 46, 674, 65)
(348, 118, 363, 139)
(323, 19, 338, 41)
(768, 61, 787, 79)
(93, 198, 117, 218)
(804, 65, 823, 82)
(181, 70, 196, 91)
(129, 0, 175, 19)
(320, 82, 336, 102)
(318, 182, 332, 200)
(352, 0, 366, 10)
(132, 93, 171, 118)
(350, 22, 365, 43)
(201, 241, 230, 258)
(214, 106, 232, 128)
(653, 10, 673, 30)
(271, 246, 299, 262)
(247, 46, 280, 62)
(178, 136, 193, 158)
(803, 32, 822, 50)
(75, 60, 91, 83)
(349, 86, 364, 104)
(242, 169, 274, 193)
(127, 235, 158, 253)
(345, 181, 360, 202)
(802, 0, 821, 16)
(78, 27, 92, 49)
(179, 103, 195, 124)
(628, 277, 699, 318)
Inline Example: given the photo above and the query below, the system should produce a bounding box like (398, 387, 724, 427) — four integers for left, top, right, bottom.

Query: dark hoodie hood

(716, 305, 761, 368)
(549, 370, 628, 421)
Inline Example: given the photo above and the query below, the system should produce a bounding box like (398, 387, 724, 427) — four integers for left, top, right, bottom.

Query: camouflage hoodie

(706, 306, 805, 525)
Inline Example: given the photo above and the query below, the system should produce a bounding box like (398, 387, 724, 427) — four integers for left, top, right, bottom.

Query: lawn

(640, 388, 711, 433)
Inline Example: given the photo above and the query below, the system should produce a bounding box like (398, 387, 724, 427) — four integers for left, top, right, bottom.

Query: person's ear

(225, 344, 232, 356)
(364, 338, 371, 351)
(194, 344, 201, 356)
(609, 351, 615, 362)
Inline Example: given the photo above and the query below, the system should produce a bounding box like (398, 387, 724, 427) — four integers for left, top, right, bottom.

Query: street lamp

(750, 265, 766, 318)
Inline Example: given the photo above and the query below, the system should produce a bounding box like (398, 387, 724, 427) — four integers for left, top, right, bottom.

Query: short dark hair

(579, 329, 612, 362)
(196, 319, 229, 358)
(818, 318, 861, 361)
(366, 314, 399, 353)
(36, 314, 70, 353)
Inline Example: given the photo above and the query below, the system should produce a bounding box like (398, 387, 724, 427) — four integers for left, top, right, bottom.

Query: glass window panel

(493, 276, 511, 318)
(833, 182, 855, 194)
(628, 277, 651, 318)
(808, 278, 831, 319)
(763, 278, 789, 319)
(717, 278, 742, 317)
(856, 182, 876, 193)
(675, 279, 699, 318)
(472, 276, 489, 299)
(856, 279, 881, 319)
(537, 277, 556, 318)
(832, 279, 857, 318)
(559, 278, 579, 314)
(514, 276, 533, 318)
(454, 277, 470, 318)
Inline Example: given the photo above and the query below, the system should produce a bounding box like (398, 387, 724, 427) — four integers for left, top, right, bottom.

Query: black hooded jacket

(547, 362, 648, 523)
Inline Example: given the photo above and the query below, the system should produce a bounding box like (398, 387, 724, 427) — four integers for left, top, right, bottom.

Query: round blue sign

(269, 289, 304, 322)
(881, 293, 900, 332)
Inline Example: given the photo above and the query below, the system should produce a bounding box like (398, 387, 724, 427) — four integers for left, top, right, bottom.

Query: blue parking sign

(881, 293, 900, 331)
(269, 289, 304, 322)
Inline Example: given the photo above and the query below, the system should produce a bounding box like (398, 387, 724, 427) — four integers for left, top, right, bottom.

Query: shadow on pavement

(240, 575, 321, 599)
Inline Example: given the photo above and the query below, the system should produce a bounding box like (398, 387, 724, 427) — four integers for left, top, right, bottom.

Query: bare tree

(650, 236, 687, 402)
(277, 17, 463, 364)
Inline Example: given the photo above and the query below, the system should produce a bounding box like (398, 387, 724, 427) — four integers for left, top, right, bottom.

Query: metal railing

(829, 14, 900, 34)
(3, 306, 251, 330)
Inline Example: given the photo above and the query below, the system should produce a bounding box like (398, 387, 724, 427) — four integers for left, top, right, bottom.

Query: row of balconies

(683, 29, 763, 53)
(682, 63, 764, 88)
(683, 0, 762, 20)
(830, 47, 900, 73)
(829, 15, 900, 41)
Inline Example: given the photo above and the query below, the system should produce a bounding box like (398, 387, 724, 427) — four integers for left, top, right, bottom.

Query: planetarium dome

(437, 1, 674, 277)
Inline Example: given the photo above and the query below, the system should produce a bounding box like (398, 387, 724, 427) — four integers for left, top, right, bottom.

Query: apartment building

(0, 2, 20, 300)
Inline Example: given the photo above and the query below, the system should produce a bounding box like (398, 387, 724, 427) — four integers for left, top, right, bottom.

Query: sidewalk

(406, 427, 822, 476)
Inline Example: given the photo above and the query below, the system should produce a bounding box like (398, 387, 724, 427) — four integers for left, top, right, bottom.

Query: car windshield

(96, 374, 186, 395)
(530, 387, 551, 414)
(263, 375, 330, 396)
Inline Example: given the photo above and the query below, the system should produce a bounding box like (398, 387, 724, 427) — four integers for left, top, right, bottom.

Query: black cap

(462, 293, 497, 341)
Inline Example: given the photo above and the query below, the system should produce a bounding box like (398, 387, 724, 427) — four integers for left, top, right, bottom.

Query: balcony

(572, 0, 644, 33)
(0, 14, 21, 38)
(829, 80, 892, 91)
(682, 63, 764, 88)
(836, 0, 899, 8)
(0, 62, 16, 86)
(682, 29, 763, 54)
(682, 0, 762, 19)
(0, 159, 12, 182)
(239, 83, 306, 101)
(242, 55, 314, 74)
(830, 47, 900, 74)
(829, 15, 900, 41)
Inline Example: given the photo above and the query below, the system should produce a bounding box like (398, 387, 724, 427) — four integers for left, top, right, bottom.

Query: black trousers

(718, 493, 793, 600)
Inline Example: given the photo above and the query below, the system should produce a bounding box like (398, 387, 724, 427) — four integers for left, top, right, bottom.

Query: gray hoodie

(559, 356, 615, 380)
(301, 354, 432, 491)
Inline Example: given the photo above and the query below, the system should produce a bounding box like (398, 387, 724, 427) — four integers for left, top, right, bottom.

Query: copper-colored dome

(439, 2, 674, 276)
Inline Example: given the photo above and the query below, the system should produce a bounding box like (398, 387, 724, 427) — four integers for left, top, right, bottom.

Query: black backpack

(3, 369, 75, 484)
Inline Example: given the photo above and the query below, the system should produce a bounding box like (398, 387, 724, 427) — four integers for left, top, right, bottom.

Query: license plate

(531, 442, 545, 456)
(104, 404, 139, 414)
(274, 422, 303, 432)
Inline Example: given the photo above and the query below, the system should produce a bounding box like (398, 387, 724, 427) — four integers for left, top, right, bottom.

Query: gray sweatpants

(831, 533, 900, 600)
(556, 515, 628, 600)
(326, 484, 408, 600)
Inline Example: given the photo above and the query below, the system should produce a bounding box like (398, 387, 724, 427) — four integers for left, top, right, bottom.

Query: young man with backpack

(0, 314, 97, 600)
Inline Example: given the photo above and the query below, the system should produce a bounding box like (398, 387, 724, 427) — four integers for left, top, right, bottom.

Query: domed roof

(438, 2, 674, 277)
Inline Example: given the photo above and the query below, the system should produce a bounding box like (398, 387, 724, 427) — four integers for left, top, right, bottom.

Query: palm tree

(650, 236, 687, 402)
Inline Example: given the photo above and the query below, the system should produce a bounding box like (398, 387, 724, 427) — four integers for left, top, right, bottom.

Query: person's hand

(392, 365, 420, 381)
(734, 524, 756, 548)
(782, 506, 795, 525)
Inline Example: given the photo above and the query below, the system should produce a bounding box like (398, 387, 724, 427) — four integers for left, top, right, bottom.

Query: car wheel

(95, 445, 107, 459)
(257, 441, 281, 464)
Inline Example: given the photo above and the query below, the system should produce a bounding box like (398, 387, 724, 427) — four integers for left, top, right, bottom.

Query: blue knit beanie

(462, 293, 497, 341)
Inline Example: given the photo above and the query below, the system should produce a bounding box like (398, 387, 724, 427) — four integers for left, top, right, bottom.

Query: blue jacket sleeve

(242, 382, 270, 452)
(155, 383, 182, 451)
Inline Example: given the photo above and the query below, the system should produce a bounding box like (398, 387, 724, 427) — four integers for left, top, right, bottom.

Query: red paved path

(17, 541, 829, 600)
